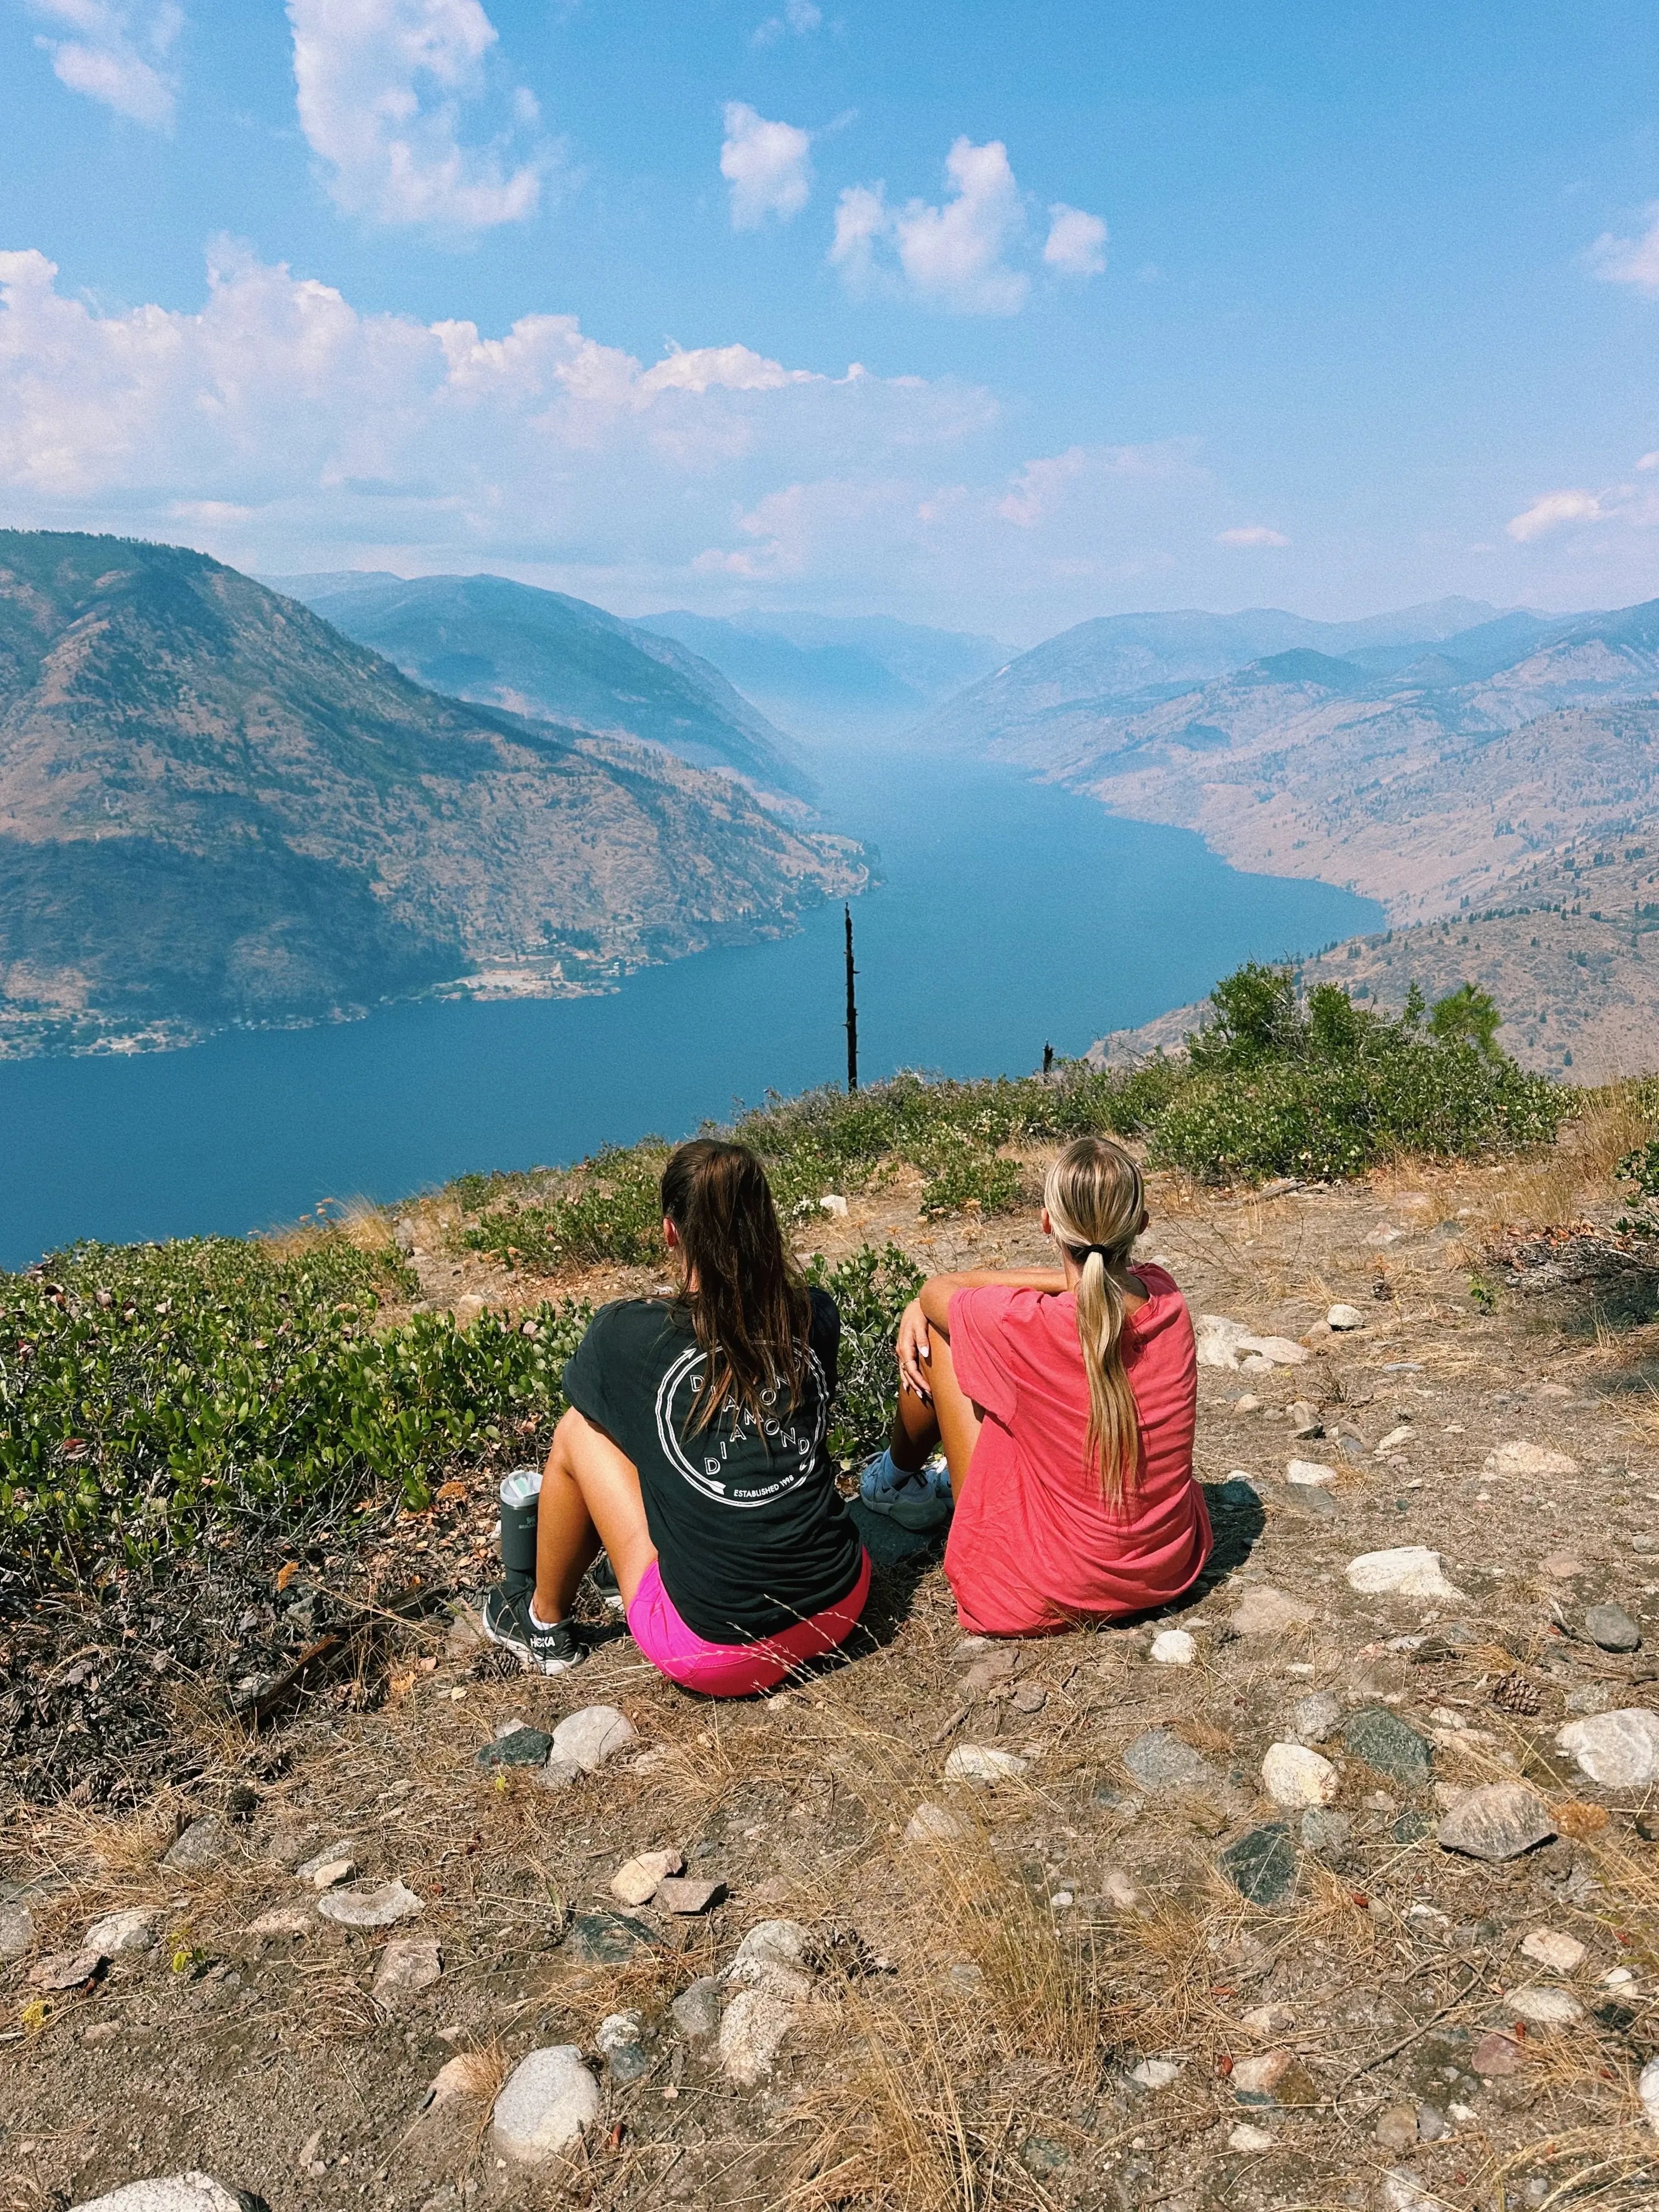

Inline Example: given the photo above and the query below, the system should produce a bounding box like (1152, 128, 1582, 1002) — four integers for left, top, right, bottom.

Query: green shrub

(915, 1144, 1025, 1219)
(459, 1143, 669, 1269)
(806, 1243, 924, 1469)
(1, 1234, 589, 1567)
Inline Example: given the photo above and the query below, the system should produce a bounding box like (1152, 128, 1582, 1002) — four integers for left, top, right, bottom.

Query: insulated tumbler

(498, 1465, 543, 1597)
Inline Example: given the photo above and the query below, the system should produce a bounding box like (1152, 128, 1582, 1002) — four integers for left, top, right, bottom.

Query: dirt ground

(6, 1130, 1659, 2212)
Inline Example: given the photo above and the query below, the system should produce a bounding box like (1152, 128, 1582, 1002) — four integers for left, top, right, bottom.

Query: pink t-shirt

(943, 1266, 1211, 1636)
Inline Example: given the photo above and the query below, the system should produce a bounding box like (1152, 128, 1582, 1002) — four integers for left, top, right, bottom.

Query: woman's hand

(896, 1297, 933, 1402)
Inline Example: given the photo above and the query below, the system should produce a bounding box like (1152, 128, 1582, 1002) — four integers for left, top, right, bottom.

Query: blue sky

(2, 0, 1658, 640)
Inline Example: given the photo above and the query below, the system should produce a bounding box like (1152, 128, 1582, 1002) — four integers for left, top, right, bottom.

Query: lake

(0, 752, 1379, 1266)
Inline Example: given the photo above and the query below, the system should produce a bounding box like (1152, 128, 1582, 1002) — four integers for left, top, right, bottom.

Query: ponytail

(1044, 1138, 1147, 1507)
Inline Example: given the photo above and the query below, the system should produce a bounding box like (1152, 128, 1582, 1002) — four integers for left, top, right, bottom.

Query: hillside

(268, 572, 815, 804)
(635, 608, 1008, 744)
(0, 534, 865, 1057)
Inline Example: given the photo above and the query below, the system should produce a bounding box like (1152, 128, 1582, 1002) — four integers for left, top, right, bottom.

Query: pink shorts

(626, 1550, 872, 1697)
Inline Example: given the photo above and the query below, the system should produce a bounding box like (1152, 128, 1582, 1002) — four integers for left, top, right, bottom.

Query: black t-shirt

(561, 1288, 862, 1645)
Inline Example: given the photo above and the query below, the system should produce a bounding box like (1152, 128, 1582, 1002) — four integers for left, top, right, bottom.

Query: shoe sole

(478, 1606, 585, 1676)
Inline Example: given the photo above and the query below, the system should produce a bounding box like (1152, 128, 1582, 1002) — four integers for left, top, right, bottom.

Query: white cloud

(0, 241, 1234, 630)
(1638, 450, 1659, 471)
(286, 0, 545, 232)
(1043, 203, 1107, 278)
(752, 0, 820, 46)
(1506, 489, 1606, 542)
(1586, 206, 1659, 296)
(1217, 524, 1289, 548)
(28, 1, 183, 131)
(720, 103, 813, 230)
(832, 138, 1031, 315)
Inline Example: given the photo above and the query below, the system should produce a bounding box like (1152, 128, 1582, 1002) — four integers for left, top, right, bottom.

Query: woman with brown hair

(866, 1133, 1210, 1635)
(481, 1137, 870, 1694)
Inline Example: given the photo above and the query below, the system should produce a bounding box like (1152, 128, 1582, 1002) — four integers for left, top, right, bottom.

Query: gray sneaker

(479, 1584, 588, 1674)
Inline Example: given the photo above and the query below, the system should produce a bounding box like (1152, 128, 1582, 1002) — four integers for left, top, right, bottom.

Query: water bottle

(498, 1465, 543, 1598)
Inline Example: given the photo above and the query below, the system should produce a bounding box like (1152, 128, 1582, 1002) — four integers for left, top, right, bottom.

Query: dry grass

(1479, 1081, 1659, 1233)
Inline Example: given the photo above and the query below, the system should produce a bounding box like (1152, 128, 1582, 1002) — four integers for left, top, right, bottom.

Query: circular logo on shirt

(653, 1346, 829, 1507)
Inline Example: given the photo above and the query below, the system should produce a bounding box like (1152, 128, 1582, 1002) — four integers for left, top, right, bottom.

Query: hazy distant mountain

(269, 571, 815, 804)
(924, 596, 1521, 750)
(635, 609, 1009, 743)
(0, 535, 865, 1058)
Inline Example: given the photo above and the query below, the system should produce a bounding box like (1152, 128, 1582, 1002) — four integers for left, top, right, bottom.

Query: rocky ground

(7, 1130, 1659, 2212)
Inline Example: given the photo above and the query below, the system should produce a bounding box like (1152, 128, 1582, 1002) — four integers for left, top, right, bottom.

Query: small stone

(1149, 1629, 1196, 1666)
(1584, 1602, 1641, 1653)
(1239, 2002, 1296, 2038)
(1231, 1587, 1316, 1635)
(1261, 1742, 1339, 1807)
(161, 1818, 227, 1874)
(610, 1850, 684, 1907)
(1251, 1335, 1308, 1365)
(30, 1948, 101, 1990)
(535, 1757, 584, 1791)
(656, 1877, 725, 1916)
(1416, 2104, 1447, 2143)
(550, 1705, 635, 1771)
(1436, 1782, 1555, 1862)
(1375, 1425, 1413, 1454)
(477, 1728, 554, 1770)
(1380, 2170, 1442, 2212)
(492, 2046, 600, 2162)
(725, 1919, 812, 1999)
(1291, 1690, 1343, 1743)
(718, 1987, 799, 2085)
(1345, 1547, 1464, 1601)
(1540, 1552, 1583, 1579)
(1220, 1824, 1296, 1905)
(316, 1879, 422, 1929)
(944, 1744, 1028, 1785)
(1231, 2049, 1290, 2097)
(246, 1905, 313, 1939)
(373, 1938, 442, 2007)
(1012, 1681, 1047, 1713)
(818, 1193, 849, 1216)
(1638, 2053, 1659, 2139)
(1124, 1729, 1216, 1792)
(596, 2010, 642, 2053)
(670, 1976, 723, 2040)
(0, 1898, 35, 1958)
(1520, 1928, 1585, 1973)
(70, 2177, 258, 2212)
(83, 1909, 157, 1958)
(1228, 2124, 1274, 2152)
(295, 1839, 358, 1886)
(1555, 1707, 1659, 1788)
(1018, 2135, 1069, 2176)
(905, 1802, 966, 1843)
(960, 1647, 1021, 1693)
(426, 2053, 493, 2109)
(1508, 1984, 1584, 2026)
(1485, 1440, 1578, 1477)
(1375, 2106, 1418, 2152)
(1471, 2030, 1525, 2076)
(1300, 1808, 1352, 1855)
(1128, 2058, 1180, 2089)
(1327, 1304, 1364, 1330)
(1285, 1459, 1338, 1488)
(566, 1911, 653, 1963)
(1101, 1868, 1142, 1909)
(1342, 1707, 1433, 1788)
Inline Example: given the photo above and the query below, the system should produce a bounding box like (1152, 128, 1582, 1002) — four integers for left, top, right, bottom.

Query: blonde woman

(862, 1134, 1211, 1635)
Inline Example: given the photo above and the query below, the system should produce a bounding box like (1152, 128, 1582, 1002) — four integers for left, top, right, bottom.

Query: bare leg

(533, 1407, 659, 1622)
(887, 1324, 983, 1498)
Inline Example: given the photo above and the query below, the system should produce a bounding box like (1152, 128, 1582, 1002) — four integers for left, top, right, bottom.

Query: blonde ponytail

(1044, 1137, 1147, 1507)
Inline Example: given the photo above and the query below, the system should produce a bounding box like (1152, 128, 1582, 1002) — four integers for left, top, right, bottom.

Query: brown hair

(660, 1137, 812, 1437)
(1043, 1135, 1148, 1507)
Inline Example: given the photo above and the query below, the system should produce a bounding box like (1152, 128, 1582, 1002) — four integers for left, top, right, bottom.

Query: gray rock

(656, 1876, 725, 1915)
(0, 1898, 36, 1959)
(83, 1909, 158, 1958)
(372, 1938, 442, 2006)
(29, 1948, 101, 1991)
(476, 1728, 554, 1770)
(245, 1906, 313, 1940)
(315, 1879, 422, 1929)
(1342, 1707, 1433, 1788)
(565, 1911, 653, 1963)
(535, 1757, 584, 1791)
(1436, 1782, 1556, 1863)
(550, 1706, 635, 1772)
(670, 1976, 723, 2041)
(1584, 1603, 1641, 1653)
(492, 2046, 600, 2163)
(1220, 1824, 1297, 1904)
(294, 1839, 357, 1886)
(725, 1918, 814, 2000)
(718, 1987, 799, 2085)
(1231, 1587, 1316, 1636)
(1555, 1707, 1659, 1788)
(70, 2177, 264, 2212)
(161, 1819, 227, 1875)
(1124, 1728, 1218, 1792)
(1300, 1808, 1352, 1856)
(1291, 1690, 1343, 1744)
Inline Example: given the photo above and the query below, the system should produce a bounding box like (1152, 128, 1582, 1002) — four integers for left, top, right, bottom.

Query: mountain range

(0, 534, 864, 1058)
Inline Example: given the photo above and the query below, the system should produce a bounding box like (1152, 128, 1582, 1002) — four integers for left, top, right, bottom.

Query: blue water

(0, 754, 1379, 1266)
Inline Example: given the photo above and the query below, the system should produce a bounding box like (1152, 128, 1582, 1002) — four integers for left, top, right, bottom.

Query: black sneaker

(588, 1553, 627, 1615)
(479, 1583, 588, 1674)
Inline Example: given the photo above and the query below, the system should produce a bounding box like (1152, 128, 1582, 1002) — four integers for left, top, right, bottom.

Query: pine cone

(1491, 1670, 1542, 1716)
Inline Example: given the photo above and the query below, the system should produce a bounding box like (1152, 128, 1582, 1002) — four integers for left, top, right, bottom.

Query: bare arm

(898, 1267, 1065, 1400)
